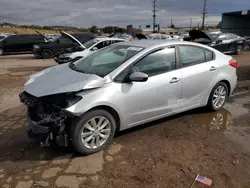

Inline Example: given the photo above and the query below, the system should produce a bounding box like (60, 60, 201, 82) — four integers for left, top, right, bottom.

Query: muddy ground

(0, 53, 250, 188)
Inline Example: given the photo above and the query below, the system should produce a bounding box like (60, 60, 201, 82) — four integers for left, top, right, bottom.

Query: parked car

(0, 34, 45, 55)
(19, 40, 237, 155)
(54, 32, 126, 64)
(187, 30, 246, 55)
(148, 33, 172, 40)
(55, 32, 127, 64)
(33, 32, 96, 59)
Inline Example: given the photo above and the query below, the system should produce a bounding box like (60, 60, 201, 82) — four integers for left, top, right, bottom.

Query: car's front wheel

(42, 49, 54, 59)
(236, 45, 243, 55)
(206, 82, 228, 111)
(70, 109, 116, 155)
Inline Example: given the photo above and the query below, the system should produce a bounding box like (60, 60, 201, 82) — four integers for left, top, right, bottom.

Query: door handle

(210, 66, 216, 71)
(170, 77, 181, 83)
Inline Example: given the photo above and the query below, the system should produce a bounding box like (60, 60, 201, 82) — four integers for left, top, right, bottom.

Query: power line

(201, 0, 208, 30)
(152, 0, 157, 32)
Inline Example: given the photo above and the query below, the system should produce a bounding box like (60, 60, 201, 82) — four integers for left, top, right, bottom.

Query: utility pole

(201, 0, 208, 30)
(190, 18, 192, 30)
(152, 0, 157, 33)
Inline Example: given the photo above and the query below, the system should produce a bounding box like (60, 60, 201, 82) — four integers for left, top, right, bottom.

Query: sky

(0, 0, 249, 28)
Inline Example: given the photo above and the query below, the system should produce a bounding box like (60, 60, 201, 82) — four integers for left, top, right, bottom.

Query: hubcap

(81, 116, 111, 149)
(0, 49, 3, 55)
(237, 46, 242, 54)
(43, 50, 52, 58)
(212, 86, 226, 109)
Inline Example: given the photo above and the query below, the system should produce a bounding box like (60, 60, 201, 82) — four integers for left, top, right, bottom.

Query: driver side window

(132, 47, 176, 77)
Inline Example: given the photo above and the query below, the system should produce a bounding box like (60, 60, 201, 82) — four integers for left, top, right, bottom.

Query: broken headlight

(45, 93, 82, 109)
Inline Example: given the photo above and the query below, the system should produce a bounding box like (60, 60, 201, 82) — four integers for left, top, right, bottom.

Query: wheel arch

(86, 105, 121, 132)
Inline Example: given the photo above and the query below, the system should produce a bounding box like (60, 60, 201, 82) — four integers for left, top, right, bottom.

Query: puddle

(224, 96, 250, 153)
(191, 96, 250, 153)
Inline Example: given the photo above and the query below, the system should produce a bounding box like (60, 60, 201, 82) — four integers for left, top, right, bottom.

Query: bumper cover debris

(19, 91, 73, 147)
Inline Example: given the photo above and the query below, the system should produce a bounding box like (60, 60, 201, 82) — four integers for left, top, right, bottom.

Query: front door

(116, 47, 183, 127)
(178, 45, 220, 109)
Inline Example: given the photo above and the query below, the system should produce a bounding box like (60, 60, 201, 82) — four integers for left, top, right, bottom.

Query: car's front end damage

(19, 62, 106, 147)
(19, 91, 81, 147)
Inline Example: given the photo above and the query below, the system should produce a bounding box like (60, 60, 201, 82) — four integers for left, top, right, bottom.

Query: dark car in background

(187, 30, 246, 55)
(0, 34, 45, 56)
(33, 32, 96, 59)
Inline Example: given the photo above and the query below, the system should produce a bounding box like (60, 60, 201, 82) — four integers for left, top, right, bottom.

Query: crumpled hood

(24, 63, 106, 97)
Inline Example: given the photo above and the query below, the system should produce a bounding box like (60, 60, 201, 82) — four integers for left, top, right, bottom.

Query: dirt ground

(0, 53, 250, 188)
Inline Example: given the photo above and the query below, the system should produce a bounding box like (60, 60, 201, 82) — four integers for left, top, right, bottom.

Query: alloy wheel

(0, 49, 3, 55)
(42, 49, 53, 59)
(81, 116, 111, 149)
(212, 85, 227, 109)
(236, 45, 243, 54)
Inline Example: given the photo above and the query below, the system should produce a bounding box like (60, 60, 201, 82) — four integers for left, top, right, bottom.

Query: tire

(70, 109, 116, 155)
(41, 49, 54, 59)
(206, 82, 228, 111)
(0, 48, 3, 56)
(236, 45, 243, 55)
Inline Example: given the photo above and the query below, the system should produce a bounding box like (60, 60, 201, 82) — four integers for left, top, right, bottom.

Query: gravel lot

(0, 53, 250, 188)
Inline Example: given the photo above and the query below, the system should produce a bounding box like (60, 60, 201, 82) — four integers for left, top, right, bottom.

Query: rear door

(178, 45, 219, 109)
(2, 35, 20, 52)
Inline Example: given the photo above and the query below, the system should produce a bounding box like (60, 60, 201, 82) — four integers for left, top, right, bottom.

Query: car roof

(114, 40, 217, 51)
(114, 40, 186, 48)
(96, 37, 126, 41)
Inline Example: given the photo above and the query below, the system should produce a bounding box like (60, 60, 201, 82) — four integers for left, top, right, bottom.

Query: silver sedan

(20, 40, 237, 155)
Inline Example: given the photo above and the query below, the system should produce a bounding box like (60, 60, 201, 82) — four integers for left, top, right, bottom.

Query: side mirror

(91, 47, 98, 51)
(129, 72, 148, 82)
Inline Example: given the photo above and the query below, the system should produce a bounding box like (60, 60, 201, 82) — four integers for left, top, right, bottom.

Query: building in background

(221, 10, 250, 37)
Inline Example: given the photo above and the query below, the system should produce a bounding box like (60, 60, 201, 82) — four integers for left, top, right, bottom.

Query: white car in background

(55, 32, 127, 64)
(148, 33, 172, 40)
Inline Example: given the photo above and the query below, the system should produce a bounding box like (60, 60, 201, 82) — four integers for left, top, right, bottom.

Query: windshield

(83, 38, 100, 49)
(51, 35, 61, 42)
(69, 45, 144, 77)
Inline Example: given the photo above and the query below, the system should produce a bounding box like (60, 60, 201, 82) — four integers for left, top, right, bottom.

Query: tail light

(229, 58, 237, 68)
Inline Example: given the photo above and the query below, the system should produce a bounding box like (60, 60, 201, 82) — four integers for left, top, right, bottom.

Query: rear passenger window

(204, 49, 213, 62)
(179, 46, 205, 67)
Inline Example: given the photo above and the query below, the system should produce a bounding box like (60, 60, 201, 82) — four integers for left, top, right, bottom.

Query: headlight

(45, 94, 82, 108)
(33, 45, 40, 49)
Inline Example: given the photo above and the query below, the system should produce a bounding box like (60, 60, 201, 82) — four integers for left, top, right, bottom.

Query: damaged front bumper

(19, 91, 75, 147)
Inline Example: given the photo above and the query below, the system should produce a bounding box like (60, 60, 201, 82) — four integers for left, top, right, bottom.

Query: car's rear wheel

(236, 45, 243, 55)
(70, 109, 116, 155)
(0, 48, 3, 56)
(42, 49, 54, 59)
(206, 82, 228, 111)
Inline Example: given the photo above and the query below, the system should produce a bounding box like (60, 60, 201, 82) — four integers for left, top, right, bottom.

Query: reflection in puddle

(194, 96, 250, 153)
(195, 108, 231, 131)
